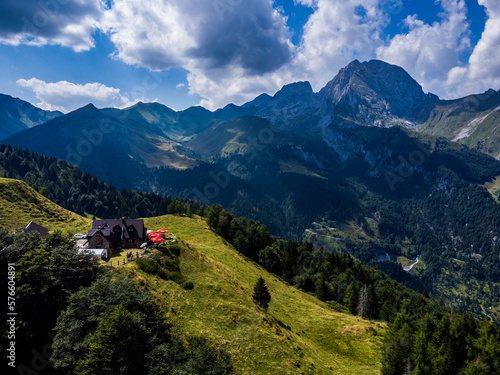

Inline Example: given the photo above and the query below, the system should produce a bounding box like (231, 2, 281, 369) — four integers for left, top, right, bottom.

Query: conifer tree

(315, 276, 329, 301)
(344, 281, 359, 315)
(252, 277, 271, 308)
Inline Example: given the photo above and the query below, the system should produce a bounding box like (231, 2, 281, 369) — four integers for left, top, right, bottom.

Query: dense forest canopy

(0, 229, 233, 374)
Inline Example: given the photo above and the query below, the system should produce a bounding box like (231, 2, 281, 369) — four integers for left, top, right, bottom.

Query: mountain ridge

(0, 93, 62, 141)
(3, 59, 499, 156)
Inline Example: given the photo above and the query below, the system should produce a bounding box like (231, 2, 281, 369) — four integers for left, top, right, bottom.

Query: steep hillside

(0, 93, 62, 140)
(0, 177, 91, 232)
(0, 144, 175, 220)
(418, 89, 500, 159)
(186, 116, 291, 157)
(121, 215, 386, 374)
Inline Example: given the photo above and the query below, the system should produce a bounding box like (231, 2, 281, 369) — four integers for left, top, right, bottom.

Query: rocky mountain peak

(243, 81, 314, 110)
(274, 81, 314, 99)
(319, 59, 435, 125)
(61, 103, 102, 121)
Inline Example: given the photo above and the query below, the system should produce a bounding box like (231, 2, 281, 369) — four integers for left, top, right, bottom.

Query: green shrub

(138, 254, 184, 284)
(136, 258, 169, 280)
(167, 271, 183, 284)
(151, 253, 181, 272)
(169, 243, 181, 256)
(160, 257, 181, 272)
(156, 245, 169, 255)
(182, 281, 194, 290)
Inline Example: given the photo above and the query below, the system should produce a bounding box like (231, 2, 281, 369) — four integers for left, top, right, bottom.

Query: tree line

(0, 144, 182, 219)
(0, 229, 233, 374)
(203, 204, 500, 373)
(204, 204, 432, 320)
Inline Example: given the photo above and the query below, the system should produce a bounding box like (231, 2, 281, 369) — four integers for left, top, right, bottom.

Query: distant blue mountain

(0, 94, 62, 141)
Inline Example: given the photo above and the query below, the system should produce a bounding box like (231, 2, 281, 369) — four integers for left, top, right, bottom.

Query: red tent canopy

(148, 233, 159, 237)
(154, 237, 166, 242)
(157, 229, 168, 233)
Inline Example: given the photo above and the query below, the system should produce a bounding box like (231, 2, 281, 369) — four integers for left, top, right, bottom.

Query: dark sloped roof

(89, 218, 146, 240)
(22, 221, 49, 237)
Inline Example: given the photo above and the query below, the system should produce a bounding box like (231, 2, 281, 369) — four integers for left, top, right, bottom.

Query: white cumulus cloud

(4, 0, 500, 110)
(17, 78, 138, 112)
(291, 0, 387, 90)
(0, 0, 103, 52)
(101, 0, 292, 73)
(376, 0, 471, 97)
(155, 0, 392, 109)
(446, 0, 500, 96)
(99, 0, 293, 109)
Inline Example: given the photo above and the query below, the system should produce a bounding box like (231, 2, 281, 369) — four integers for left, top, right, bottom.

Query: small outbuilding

(19, 221, 49, 237)
(78, 248, 108, 259)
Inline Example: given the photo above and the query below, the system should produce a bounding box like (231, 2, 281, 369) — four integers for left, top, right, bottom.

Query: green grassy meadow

(117, 215, 387, 375)
(0, 180, 386, 374)
(0, 177, 91, 233)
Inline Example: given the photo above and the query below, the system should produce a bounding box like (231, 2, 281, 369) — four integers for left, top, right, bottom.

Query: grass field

(0, 177, 91, 233)
(118, 215, 386, 375)
(483, 176, 500, 202)
(0, 180, 386, 373)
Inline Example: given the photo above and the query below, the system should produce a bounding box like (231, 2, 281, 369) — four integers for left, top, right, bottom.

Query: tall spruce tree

(252, 277, 271, 308)
(344, 281, 360, 315)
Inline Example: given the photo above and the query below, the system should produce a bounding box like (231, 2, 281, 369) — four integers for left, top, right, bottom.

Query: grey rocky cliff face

(241, 59, 438, 132)
(243, 81, 322, 130)
(318, 59, 436, 127)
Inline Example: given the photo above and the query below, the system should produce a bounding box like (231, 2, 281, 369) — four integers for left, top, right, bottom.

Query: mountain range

(2, 59, 500, 320)
(4, 59, 500, 161)
(0, 93, 61, 140)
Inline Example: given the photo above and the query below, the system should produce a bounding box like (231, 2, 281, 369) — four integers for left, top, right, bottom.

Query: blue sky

(0, 0, 497, 112)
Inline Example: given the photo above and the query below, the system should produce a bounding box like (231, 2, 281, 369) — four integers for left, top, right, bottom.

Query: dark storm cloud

(187, 0, 292, 74)
(0, 0, 101, 47)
